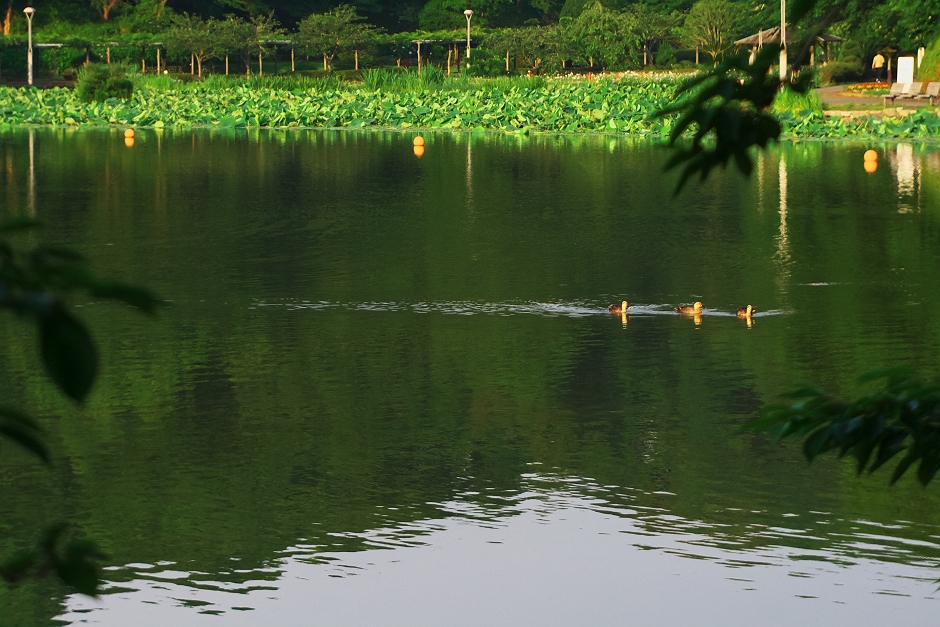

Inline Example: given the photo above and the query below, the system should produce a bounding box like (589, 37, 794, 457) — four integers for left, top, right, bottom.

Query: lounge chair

(917, 82, 940, 105)
(898, 81, 922, 99)
(884, 82, 910, 104)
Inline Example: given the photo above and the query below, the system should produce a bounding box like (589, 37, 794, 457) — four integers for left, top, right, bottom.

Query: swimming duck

(736, 305, 755, 319)
(608, 301, 629, 315)
(676, 301, 703, 315)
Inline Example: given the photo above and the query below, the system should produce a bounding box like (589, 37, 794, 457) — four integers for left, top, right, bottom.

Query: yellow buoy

(864, 159, 877, 173)
(413, 136, 425, 147)
(863, 149, 878, 161)
(124, 137, 135, 147)
(124, 128, 135, 138)
(413, 145, 425, 158)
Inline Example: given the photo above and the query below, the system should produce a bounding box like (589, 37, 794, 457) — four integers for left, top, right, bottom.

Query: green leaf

(0, 406, 48, 463)
(0, 549, 39, 583)
(39, 304, 98, 402)
(56, 539, 103, 597)
(0, 218, 43, 236)
(90, 282, 163, 314)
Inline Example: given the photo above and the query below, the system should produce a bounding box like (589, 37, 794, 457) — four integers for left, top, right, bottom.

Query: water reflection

(2, 130, 940, 626)
(61, 472, 940, 627)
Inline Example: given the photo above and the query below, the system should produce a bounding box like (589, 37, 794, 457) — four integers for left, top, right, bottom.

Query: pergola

(411, 39, 472, 74)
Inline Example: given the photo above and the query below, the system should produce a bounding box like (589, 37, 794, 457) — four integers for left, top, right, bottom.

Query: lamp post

(778, 0, 787, 81)
(464, 9, 473, 68)
(23, 6, 35, 86)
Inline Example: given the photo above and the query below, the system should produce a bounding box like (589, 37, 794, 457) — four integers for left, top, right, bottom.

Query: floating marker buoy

(864, 159, 877, 173)
(413, 136, 425, 147)
(863, 149, 877, 161)
(124, 128, 135, 138)
(124, 137, 135, 147)
(413, 145, 425, 157)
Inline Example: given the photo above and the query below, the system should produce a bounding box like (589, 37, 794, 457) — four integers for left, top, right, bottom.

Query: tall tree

(682, 0, 741, 62)
(165, 12, 222, 76)
(297, 4, 380, 71)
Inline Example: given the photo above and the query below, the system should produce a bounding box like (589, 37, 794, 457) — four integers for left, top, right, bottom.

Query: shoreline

(4, 124, 940, 147)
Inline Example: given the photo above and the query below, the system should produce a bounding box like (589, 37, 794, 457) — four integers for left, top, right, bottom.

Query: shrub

(771, 86, 823, 113)
(918, 35, 940, 81)
(75, 63, 133, 102)
(815, 60, 864, 86)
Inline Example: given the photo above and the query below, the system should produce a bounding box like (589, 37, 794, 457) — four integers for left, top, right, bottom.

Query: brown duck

(608, 300, 629, 315)
(676, 301, 703, 315)
(736, 305, 755, 319)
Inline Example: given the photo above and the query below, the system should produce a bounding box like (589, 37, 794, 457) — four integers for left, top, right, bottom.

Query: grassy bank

(1, 75, 940, 140)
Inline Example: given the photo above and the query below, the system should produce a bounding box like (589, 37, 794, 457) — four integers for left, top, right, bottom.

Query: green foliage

(163, 13, 223, 77)
(0, 221, 161, 595)
(681, 0, 742, 61)
(75, 63, 133, 103)
(297, 5, 382, 71)
(771, 86, 822, 113)
(750, 370, 940, 486)
(657, 46, 805, 191)
(815, 60, 864, 86)
(0, 77, 680, 132)
(917, 34, 940, 81)
(1, 525, 105, 596)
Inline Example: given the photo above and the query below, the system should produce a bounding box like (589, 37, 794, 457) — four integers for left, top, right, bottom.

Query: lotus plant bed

(1, 80, 940, 140)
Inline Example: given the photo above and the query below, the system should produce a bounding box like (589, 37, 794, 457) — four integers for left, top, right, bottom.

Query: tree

(91, 0, 120, 21)
(216, 14, 256, 76)
(569, 2, 637, 69)
(164, 12, 222, 77)
(682, 0, 741, 63)
(0, 220, 160, 593)
(297, 4, 380, 72)
(624, 4, 678, 67)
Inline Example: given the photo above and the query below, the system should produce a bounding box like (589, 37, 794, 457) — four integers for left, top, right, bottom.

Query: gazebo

(735, 27, 843, 65)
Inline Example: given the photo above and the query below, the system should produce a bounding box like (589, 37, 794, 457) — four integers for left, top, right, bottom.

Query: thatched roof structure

(735, 27, 844, 47)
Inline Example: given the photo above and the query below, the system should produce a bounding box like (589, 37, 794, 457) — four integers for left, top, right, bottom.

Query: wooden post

(355, 49, 359, 71)
(810, 44, 815, 66)
(695, 47, 699, 64)
(291, 48, 295, 72)
(323, 53, 327, 71)
(417, 41, 422, 75)
(643, 43, 648, 66)
(258, 51, 263, 76)
(107, 47, 111, 65)
(397, 58, 401, 68)
(191, 53, 195, 74)
(142, 58, 145, 73)
(156, 47, 161, 73)
(225, 55, 229, 75)
(447, 48, 452, 76)
(505, 49, 510, 72)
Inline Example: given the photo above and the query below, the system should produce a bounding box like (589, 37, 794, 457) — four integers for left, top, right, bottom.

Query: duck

(608, 300, 629, 315)
(736, 305, 755, 319)
(676, 301, 703, 315)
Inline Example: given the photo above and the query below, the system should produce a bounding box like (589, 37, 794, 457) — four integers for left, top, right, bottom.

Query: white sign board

(898, 56, 915, 84)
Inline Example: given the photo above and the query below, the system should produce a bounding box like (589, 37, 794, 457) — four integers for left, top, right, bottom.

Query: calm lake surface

(2, 129, 940, 626)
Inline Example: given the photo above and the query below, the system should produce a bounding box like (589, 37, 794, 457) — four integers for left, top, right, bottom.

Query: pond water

(2, 129, 940, 626)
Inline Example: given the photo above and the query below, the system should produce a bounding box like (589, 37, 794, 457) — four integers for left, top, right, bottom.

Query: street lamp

(778, 0, 787, 81)
(23, 6, 35, 86)
(464, 9, 473, 68)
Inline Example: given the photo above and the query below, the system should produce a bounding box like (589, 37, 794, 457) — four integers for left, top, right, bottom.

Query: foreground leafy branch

(655, 44, 813, 192)
(749, 370, 940, 486)
(0, 219, 161, 595)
